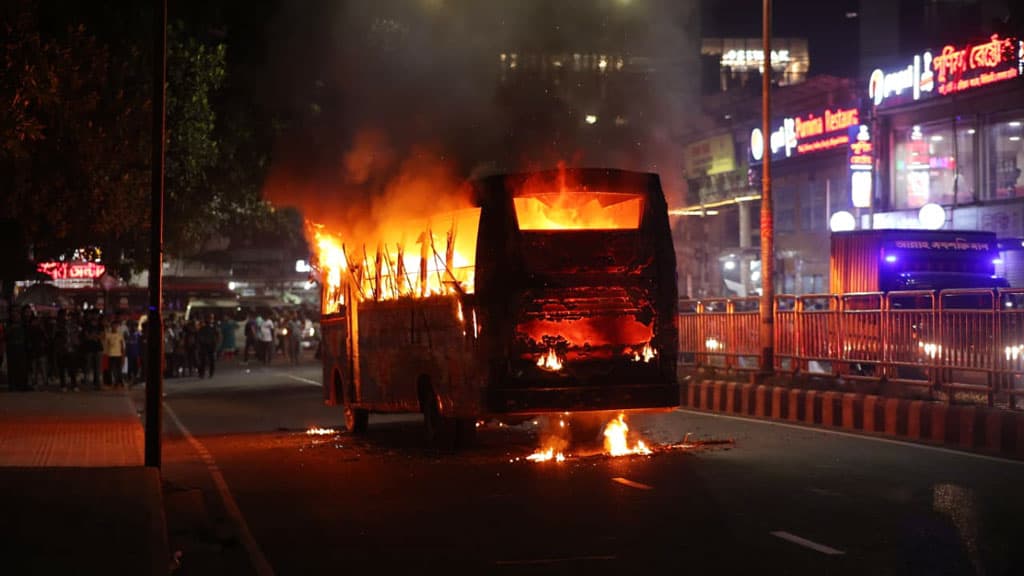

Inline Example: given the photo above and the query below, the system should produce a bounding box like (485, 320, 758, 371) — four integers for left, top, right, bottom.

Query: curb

(680, 379, 1021, 461)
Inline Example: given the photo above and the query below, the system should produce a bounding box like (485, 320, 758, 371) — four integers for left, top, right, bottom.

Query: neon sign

(869, 35, 1022, 107)
(37, 261, 106, 280)
(848, 125, 873, 208)
(750, 107, 859, 164)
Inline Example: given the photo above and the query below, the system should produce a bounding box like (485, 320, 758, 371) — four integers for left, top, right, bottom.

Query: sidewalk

(0, 388, 169, 575)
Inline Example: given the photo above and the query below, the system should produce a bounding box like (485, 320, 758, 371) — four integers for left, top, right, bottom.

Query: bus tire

(420, 381, 456, 449)
(345, 406, 369, 434)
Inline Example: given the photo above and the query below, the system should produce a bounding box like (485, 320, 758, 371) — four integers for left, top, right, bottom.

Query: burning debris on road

(306, 427, 339, 436)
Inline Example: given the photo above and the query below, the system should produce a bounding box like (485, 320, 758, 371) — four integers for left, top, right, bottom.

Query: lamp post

(759, 0, 775, 374)
(145, 0, 166, 468)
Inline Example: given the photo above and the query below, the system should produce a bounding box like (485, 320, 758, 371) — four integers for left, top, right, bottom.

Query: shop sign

(848, 125, 873, 208)
(868, 34, 1023, 108)
(37, 261, 106, 280)
(750, 107, 860, 164)
(684, 134, 736, 178)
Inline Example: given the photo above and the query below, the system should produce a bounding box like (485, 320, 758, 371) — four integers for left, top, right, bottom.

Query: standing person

(163, 317, 178, 378)
(219, 313, 238, 361)
(197, 314, 218, 378)
(4, 306, 32, 391)
(287, 314, 302, 365)
(125, 319, 141, 386)
(25, 310, 47, 389)
(243, 314, 258, 364)
(81, 311, 103, 389)
(183, 319, 198, 377)
(103, 321, 125, 388)
(258, 315, 275, 365)
(53, 309, 80, 392)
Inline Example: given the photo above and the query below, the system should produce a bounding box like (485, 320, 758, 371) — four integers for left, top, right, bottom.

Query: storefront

(747, 101, 863, 295)
(868, 33, 1024, 232)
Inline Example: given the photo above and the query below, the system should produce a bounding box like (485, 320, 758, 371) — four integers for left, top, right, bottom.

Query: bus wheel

(345, 406, 369, 434)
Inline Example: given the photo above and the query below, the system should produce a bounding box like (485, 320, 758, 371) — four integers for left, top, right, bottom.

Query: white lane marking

(771, 531, 845, 556)
(164, 402, 276, 576)
(495, 555, 616, 565)
(283, 374, 320, 387)
(675, 407, 1024, 466)
(611, 477, 654, 491)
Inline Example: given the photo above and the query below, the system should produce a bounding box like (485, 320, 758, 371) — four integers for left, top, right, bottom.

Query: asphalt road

(144, 359, 1024, 575)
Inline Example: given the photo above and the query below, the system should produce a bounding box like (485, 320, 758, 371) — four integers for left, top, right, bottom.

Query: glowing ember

(526, 448, 566, 463)
(603, 414, 652, 456)
(306, 427, 338, 436)
(536, 348, 563, 371)
(632, 341, 657, 363)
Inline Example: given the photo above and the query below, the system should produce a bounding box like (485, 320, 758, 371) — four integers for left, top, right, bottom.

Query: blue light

(993, 258, 1003, 265)
(885, 254, 898, 263)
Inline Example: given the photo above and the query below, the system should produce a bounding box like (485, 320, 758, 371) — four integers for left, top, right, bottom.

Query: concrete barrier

(841, 393, 863, 430)
(677, 375, 1022, 460)
(821, 391, 840, 427)
(863, 395, 882, 433)
(725, 382, 739, 413)
(787, 389, 805, 422)
(755, 385, 770, 417)
(804, 390, 821, 424)
(771, 387, 788, 420)
(740, 383, 755, 415)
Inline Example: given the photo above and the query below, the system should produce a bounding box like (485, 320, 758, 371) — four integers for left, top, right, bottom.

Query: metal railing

(678, 289, 1024, 409)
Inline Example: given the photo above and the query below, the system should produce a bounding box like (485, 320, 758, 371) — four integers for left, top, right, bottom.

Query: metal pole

(759, 0, 775, 373)
(145, 0, 167, 469)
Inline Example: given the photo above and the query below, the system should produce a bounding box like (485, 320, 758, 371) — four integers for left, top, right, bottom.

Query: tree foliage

(1, 2, 305, 278)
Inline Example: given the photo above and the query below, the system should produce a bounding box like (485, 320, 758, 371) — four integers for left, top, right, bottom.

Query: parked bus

(318, 168, 679, 445)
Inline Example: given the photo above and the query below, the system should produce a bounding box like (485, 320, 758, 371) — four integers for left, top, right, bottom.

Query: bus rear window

(513, 191, 643, 231)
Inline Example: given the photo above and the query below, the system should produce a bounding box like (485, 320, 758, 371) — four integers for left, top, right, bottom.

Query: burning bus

(315, 167, 678, 444)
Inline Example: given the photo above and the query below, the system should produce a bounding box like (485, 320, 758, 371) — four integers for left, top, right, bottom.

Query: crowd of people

(1, 305, 319, 392)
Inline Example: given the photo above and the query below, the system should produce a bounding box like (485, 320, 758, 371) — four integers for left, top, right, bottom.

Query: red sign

(37, 261, 106, 280)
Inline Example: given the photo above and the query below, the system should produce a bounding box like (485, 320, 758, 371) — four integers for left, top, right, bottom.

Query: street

(146, 360, 1024, 575)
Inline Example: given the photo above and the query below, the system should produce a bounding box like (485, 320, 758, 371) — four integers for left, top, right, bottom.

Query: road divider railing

(679, 289, 1024, 409)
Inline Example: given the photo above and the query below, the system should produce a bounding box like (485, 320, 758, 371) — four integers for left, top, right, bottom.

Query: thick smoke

(261, 0, 700, 231)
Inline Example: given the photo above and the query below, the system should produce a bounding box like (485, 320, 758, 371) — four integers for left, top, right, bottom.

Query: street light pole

(759, 0, 775, 374)
(145, 0, 166, 469)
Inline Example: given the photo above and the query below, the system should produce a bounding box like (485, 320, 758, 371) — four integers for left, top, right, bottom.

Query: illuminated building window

(892, 121, 976, 210)
(989, 117, 1024, 199)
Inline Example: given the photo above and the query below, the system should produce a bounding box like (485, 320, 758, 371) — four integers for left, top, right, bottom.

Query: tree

(0, 4, 150, 272)
(164, 21, 227, 255)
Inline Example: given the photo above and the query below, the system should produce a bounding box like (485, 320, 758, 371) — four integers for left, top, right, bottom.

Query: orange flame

(512, 165, 643, 231)
(306, 427, 338, 436)
(632, 342, 657, 363)
(526, 448, 566, 463)
(310, 208, 481, 314)
(603, 413, 652, 456)
(536, 348, 563, 371)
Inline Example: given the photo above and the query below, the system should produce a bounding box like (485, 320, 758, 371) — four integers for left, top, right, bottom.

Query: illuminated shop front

(747, 101, 863, 296)
(870, 33, 1024, 231)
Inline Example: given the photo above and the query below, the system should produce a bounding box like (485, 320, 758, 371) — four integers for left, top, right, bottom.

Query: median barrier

(804, 390, 821, 424)
(740, 383, 755, 415)
(787, 389, 805, 422)
(842, 393, 863, 430)
(755, 385, 770, 417)
(678, 375, 1022, 460)
(771, 387, 787, 419)
(725, 382, 739, 413)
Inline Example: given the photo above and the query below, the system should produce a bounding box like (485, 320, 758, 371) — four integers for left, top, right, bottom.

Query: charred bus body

(319, 168, 678, 437)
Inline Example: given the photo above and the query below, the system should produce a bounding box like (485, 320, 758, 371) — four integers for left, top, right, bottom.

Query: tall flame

(603, 414, 652, 456)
